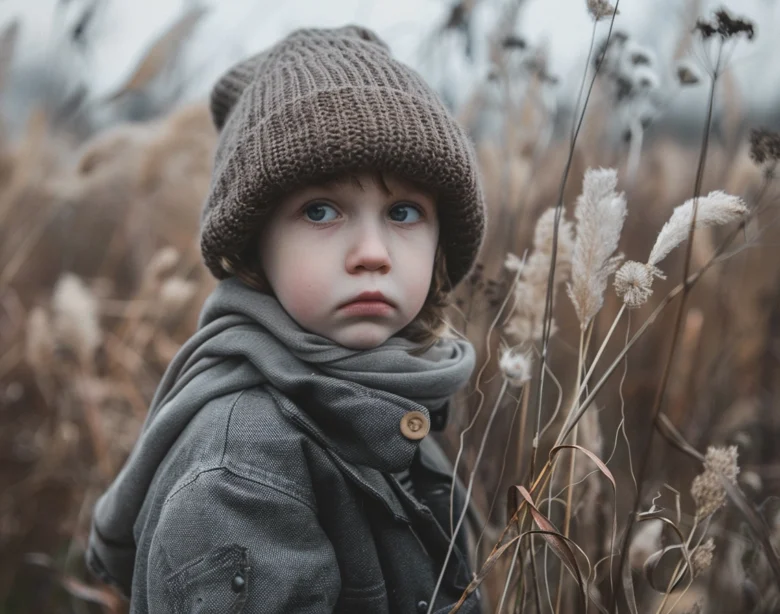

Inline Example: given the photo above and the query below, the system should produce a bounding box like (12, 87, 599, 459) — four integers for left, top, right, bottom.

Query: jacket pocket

(164, 543, 250, 614)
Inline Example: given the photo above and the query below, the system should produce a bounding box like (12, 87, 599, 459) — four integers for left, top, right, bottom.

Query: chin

(333, 324, 394, 350)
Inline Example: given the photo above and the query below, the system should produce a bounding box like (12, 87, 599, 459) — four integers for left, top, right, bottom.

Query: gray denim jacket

(87, 280, 482, 613)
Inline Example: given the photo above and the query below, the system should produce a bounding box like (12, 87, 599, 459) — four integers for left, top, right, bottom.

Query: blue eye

(304, 202, 338, 223)
(389, 204, 422, 223)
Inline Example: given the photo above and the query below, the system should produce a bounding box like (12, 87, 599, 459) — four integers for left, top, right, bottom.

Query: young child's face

(257, 171, 439, 350)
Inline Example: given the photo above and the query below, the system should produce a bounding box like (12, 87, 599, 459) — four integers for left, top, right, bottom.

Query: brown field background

(1, 4, 780, 613)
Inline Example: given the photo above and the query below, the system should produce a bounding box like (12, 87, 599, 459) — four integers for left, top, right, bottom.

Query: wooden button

(400, 411, 429, 440)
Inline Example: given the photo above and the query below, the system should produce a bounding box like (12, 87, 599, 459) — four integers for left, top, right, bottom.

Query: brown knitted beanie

(201, 24, 486, 288)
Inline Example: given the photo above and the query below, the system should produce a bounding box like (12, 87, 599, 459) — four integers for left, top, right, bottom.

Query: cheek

(269, 238, 334, 320)
(398, 240, 437, 311)
(409, 265, 434, 312)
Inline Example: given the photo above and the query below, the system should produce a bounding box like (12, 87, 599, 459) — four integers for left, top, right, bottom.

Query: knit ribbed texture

(200, 24, 486, 288)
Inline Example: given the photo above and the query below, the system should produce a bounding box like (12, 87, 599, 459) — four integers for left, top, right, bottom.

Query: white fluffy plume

(504, 208, 575, 344)
(567, 168, 627, 328)
(648, 191, 747, 267)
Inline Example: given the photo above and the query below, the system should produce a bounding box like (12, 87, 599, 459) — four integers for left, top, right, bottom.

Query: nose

(345, 223, 391, 274)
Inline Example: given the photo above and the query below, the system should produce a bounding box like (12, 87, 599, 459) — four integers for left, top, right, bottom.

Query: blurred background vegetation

(1, 0, 780, 612)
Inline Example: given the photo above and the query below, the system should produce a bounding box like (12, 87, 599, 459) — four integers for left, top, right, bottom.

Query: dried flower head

(691, 445, 739, 519)
(676, 61, 700, 85)
(690, 537, 716, 578)
(567, 168, 627, 328)
(749, 128, 780, 165)
(613, 261, 664, 308)
(52, 273, 102, 368)
(695, 9, 755, 41)
(498, 347, 533, 387)
(648, 191, 747, 267)
(587, 0, 618, 21)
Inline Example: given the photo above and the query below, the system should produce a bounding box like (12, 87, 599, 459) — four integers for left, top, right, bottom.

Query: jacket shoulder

(195, 386, 327, 508)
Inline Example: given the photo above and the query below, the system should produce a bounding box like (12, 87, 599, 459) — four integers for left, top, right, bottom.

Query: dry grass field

(1, 2, 779, 613)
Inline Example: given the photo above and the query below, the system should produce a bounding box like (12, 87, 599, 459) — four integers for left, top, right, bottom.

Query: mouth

(338, 291, 396, 316)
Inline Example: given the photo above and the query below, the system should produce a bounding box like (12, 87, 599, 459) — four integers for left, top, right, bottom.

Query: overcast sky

(0, 0, 778, 120)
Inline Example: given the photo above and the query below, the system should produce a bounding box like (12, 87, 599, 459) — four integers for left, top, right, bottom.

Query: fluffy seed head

(52, 273, 102, 368)
(587, 0, 618, 20)
(691, 445, 740, 519)
(648, 191, 747, 267)
(691, 537, 716, 578)
(504, 208, 574, 344)
(567, 167, 627, 328)
(498, 348, 533, 387)
(614, 261, 665, 308)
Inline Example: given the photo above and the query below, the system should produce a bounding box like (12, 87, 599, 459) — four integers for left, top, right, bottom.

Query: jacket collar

(267, 386, 426, 473)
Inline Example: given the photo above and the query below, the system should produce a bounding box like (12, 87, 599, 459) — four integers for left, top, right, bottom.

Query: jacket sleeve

(145, 467, 341, 613)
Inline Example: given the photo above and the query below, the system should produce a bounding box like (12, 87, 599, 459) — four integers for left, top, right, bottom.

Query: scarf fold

(92, 277, 475, 552)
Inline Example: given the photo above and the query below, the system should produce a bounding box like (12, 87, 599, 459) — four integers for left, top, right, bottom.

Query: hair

(219, 169, 453, 354)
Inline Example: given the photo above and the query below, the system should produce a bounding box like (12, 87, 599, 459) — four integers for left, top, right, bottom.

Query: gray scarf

(92, 277, 475, 553)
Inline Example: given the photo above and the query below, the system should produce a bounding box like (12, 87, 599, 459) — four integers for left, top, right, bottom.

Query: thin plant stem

(473, 388, 524, 569)
(558, 304, 626, 444)
(427, 380, 511, 614)
(449, 268, 523, 535)
(569, 20, 599, 146)
(499, 534, 523, 613)
(515, 384, 531, 485)
(532, 1, 622, 484)
(610, 41, 724, 612)
(554, 327, 587, 614)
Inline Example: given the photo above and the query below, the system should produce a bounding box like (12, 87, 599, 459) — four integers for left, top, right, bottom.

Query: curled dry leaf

(634, 512, 693, 593)
(511, 485, 589, 610)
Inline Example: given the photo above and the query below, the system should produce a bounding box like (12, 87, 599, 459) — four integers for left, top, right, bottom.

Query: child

(87, 24, 486, 614)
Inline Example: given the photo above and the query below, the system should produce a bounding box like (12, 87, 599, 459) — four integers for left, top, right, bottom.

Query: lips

(339, 291, 396, 309)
